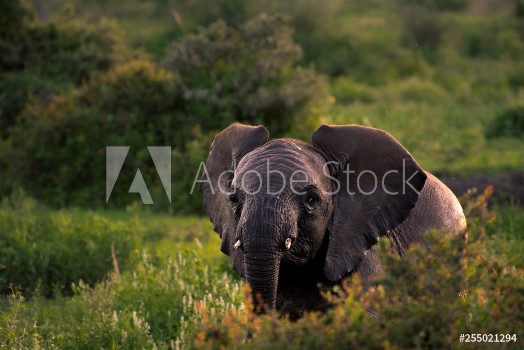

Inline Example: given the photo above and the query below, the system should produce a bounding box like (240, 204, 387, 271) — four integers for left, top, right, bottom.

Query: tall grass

(1, 191, 522, 349)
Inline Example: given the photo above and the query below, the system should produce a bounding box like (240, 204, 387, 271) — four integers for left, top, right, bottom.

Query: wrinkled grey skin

(200, 123, 466, 319)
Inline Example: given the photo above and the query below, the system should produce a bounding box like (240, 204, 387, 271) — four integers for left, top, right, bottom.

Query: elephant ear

(200, 123, 269, 276)
(312, 124, 427, 281)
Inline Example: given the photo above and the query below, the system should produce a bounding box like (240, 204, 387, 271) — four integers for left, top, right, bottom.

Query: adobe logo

(106, 146, 171, 204)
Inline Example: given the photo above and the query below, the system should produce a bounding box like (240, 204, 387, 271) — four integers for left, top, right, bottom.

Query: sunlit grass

(329, 91, 524, 176)
(1, 195, 522, 348)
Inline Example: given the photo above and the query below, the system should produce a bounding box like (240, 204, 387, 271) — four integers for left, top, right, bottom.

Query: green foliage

(0, 192, 141, 298)
(163, 13, 328, 137)
(1, 60, 180, 209)
(444, 16, 524, 60)
(331, 77, 375, 104)
(192, 188, 524, 349)
(400, 5, 444, 62)
(0, 1, 522, 348)
(485, 106, 524, 139)
(397, 77, 448, 103)
(517, 0, 524, 17)
(1, 13, 327, 211)
(2, 1, 522, 209)
(0, 238, 242, 349)
(110, 250, 243, 345)
(0, 0, 127, 137)
(0, 194, 523, 348)
(397, 0, 472, 11)
(329, 95, 524, 177)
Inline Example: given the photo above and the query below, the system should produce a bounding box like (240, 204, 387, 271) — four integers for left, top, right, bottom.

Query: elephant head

(200, 123, 428, 313)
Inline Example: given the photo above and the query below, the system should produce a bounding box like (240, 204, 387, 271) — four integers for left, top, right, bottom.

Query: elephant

(200, 123, 466, 319)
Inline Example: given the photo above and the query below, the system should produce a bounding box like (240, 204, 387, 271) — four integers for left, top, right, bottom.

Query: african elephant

(200, 123, 466, 319)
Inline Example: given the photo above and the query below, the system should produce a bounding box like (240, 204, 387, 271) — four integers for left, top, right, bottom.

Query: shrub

(485, 106, 524, 139)
(1, 14, 327, 211)
(508, 63, 524, 90)
(331, 77, 375, 104)
(1, 60, 180, 209)
(0, 246, 243, 349)
(396, 0, 471, 11)
(192, 188, 524, 349)
(397, 77, 448, 103)
(0, 193, 141, 298)
(400, 6, 444, 62)
(0, 190, 522, 348)
(517, 0, 524, 18)
(163, 13, 328, 137)
(458, 18, 524, 59)
(0, 0, 127, 137)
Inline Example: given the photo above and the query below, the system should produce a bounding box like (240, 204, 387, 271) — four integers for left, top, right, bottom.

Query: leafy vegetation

(0, 0, 523, 348)
(2, 0, 524, 208)
(0, 0, 127, 137)
(1, 60, 179, 208)
(0, 191, 522, 349)
(163, 13, 328, 137)
(0, 192, 140, 298)
(0, 8, 327, 211)
(486, 106, 524, 140)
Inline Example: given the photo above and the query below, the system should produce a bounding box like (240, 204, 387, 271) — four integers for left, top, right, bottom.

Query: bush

(331, 77, 375, 104)
(0, 190, 522, 348)
(485, 106, 524, 139)
(1, 14, 327, 211)
(1, 60, 180, 209)
(458, 18, 524, 59)
(0, 0, 127, 138)
(397, 77, 448, 103)
(0, 245, 242, 349)
(400, 6, 444, 62)
(508, 63, 524, 90)
(163, 13, 328, 137)
(192, 188, 524, 349)
(0, 193, 141, 298)
(396, 0, 471, 11)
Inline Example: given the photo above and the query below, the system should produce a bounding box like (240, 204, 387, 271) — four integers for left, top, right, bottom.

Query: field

(1, 0, 524, 348)
(0, 194, 523, 348)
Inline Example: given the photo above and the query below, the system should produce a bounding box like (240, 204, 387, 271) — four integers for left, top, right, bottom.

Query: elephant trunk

(244, 252, 281, 312)
(241, 197, 289, 313)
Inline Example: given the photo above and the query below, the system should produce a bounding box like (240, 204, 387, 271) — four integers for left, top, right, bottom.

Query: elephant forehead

(233, 139, 326, 193)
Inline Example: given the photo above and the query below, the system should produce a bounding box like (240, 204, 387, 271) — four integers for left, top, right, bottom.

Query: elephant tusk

(285, 238, 292, 250)
(233, 239, 241, 251)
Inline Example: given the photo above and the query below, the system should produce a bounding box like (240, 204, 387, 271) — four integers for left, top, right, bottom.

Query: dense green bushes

(0, 12, 327, 212)
(0, 1, 126, 137)
(3, 0, 524, 212)
(0, 193, 141, 298)
(163, 13, 328, 136)
(0, 230, 242, 349)
(1, 60, 179, 208)
(192, 188, 524, 349)
(486, 106, 524, 139)
(1, 189, 522, 349)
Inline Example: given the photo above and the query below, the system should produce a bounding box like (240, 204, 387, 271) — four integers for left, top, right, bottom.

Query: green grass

(2, 1, 523, 348)
(0, 194, 522, 348)
(0, 196, 240, 349)
(327, 89, 524, 176)
(487, 204, 524, 266)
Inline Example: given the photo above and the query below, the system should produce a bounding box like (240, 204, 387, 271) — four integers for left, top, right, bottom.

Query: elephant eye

(229, 192, 242, 215)
(307, 194, 320, 206)
(229, 192, 240, 204)
(304, 186, 321, 210)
